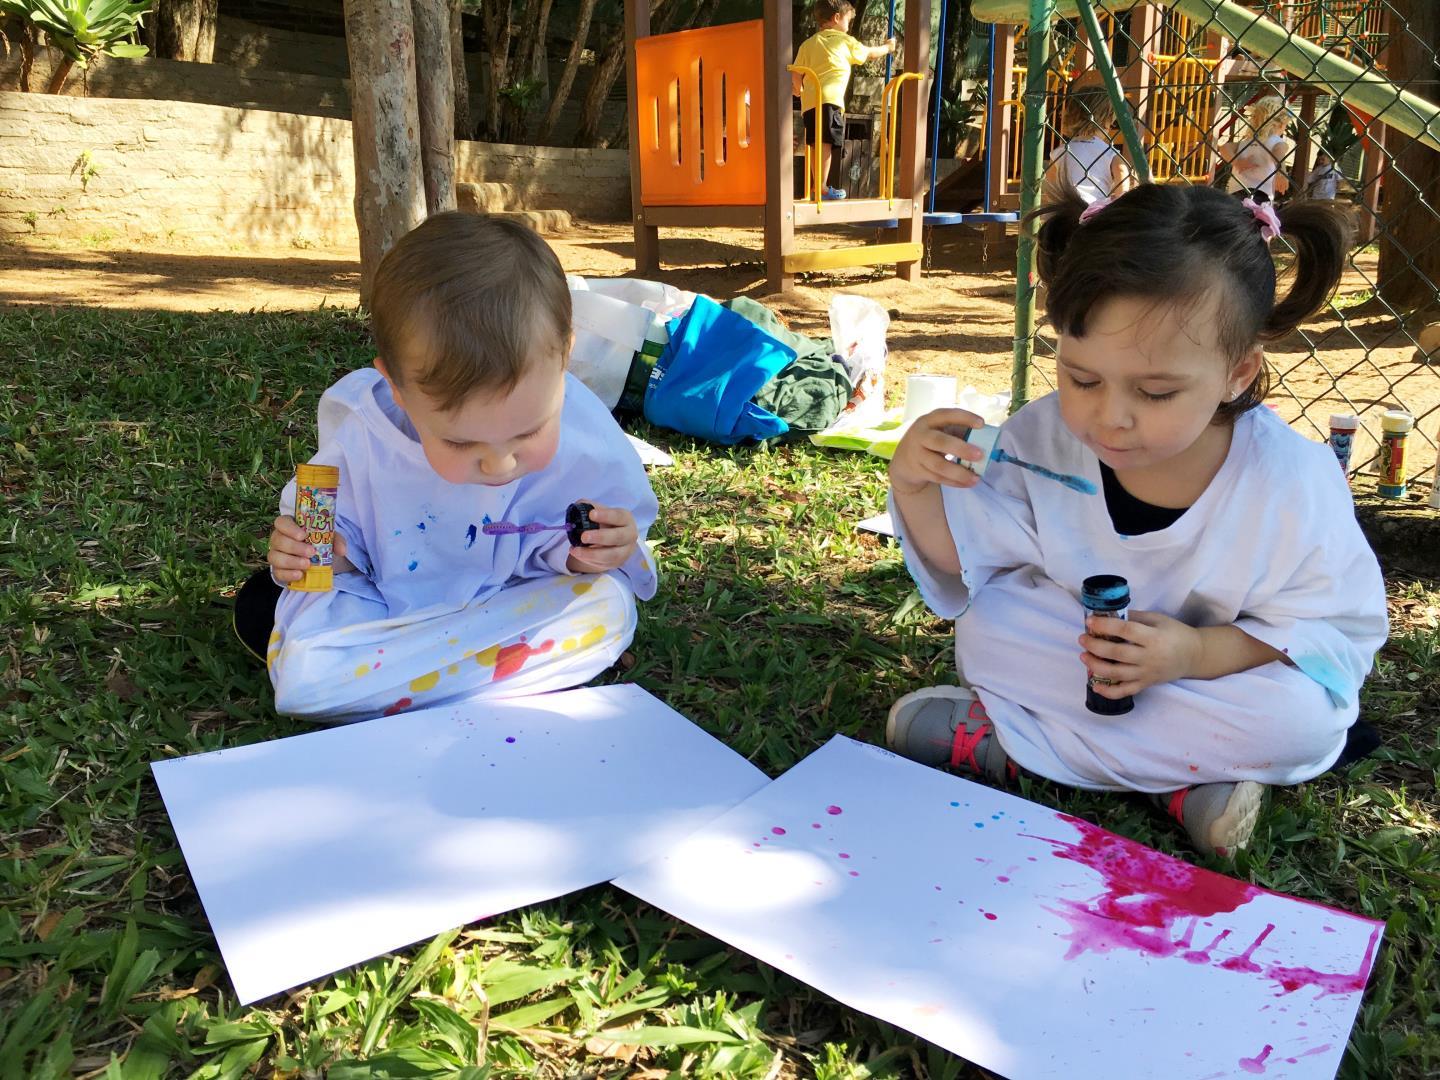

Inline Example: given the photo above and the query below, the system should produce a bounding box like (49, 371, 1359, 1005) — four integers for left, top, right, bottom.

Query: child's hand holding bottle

(268, 516, 354, 585)
(889, 408, 990, 495)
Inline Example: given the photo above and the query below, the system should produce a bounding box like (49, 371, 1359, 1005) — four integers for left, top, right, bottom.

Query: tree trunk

(1376, 0, 1440, 311)
(450, 0, 471, 140)
(573, 19, 625, 148)
(344, 0, 427, 307)
(412, 0, 457, 214)
(479, 0, 512, 140)
(498, 0, 554, 141)
(47, 57, 74, 94)
(153, 0, 219, 63)
(538, 0, 598, 143)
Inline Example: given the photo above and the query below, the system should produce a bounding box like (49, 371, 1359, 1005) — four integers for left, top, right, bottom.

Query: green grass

(2, 306, 1438, 1080)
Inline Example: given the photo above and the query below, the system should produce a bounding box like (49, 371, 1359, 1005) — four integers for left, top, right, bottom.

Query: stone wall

(0, 93, 632, 248)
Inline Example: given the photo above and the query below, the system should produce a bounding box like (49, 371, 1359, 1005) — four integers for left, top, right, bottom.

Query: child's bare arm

(864, 37, 897, 61)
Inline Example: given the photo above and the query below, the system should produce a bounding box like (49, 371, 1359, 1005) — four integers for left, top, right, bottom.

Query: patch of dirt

(2, 221, 1436, 483)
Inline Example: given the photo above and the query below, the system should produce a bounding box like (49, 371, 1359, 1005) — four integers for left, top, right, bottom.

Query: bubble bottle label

(291, 463, 340, 592)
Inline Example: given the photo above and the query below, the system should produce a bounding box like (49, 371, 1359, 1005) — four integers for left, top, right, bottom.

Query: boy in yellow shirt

(792, 0, 896, 200)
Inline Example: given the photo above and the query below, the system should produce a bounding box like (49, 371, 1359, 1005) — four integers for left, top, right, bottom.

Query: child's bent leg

(270, 573, 636, 722)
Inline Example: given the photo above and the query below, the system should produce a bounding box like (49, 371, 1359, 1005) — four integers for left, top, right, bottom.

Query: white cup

(904, 374, 958, 423)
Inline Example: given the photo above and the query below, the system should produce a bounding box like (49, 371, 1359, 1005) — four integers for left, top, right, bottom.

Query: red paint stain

(1184, 928, 1232, 965)
(383, 696, 413, 716)
(1238, 1044, 1273, 1073)
(493, 638, 555, 680)
(1266, 927, 1380, 996)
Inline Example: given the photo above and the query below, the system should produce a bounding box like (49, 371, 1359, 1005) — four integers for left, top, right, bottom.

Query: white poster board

(152, 685, 767, 1004)
(617, 736, 1382, 1080)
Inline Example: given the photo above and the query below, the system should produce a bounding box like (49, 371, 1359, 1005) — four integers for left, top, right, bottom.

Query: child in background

(247, 212, 658, 721)
(1042, 79, 1131, 205)
(1220, 96, 1294, 201)
(883, 184, 1387, 857)
(1305, 150, 1342, 201)
(792, 0, 896, 200)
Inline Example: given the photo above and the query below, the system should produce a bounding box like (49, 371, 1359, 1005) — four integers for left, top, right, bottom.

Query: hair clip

(1241, 197, 1282, 243)
(1078, 197, 1112, 225)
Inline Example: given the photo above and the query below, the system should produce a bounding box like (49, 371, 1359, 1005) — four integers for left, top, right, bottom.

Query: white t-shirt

(279, 368, 659, 619)
(1048, 136, 1121, 204)
(891, 393, 1388, 791)
(1228, 134, 1292, 197)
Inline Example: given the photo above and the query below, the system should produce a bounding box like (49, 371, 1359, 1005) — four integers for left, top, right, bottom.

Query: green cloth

(723, 297, 852, 440)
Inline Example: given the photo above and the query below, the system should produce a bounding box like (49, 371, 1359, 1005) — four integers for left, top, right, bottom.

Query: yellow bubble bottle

(291, 464, 340, 591)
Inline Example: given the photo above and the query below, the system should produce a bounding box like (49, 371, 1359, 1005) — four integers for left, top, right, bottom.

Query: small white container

(903, 374, 959, 423)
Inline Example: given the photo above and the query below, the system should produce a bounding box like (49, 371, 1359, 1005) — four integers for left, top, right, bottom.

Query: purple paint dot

(848, 870, 859, 877)
(811, 822, 822, 829)
(934, 885, 942, 891)
(838, 852, 851, 859)
(505, 736, 516, 743)
(826, 805, 843, 815)
(997, 876, 1010, 883)
(753, 842, 761, 848)
(984, 912, 998, 921)
(771, 827, 786, 835)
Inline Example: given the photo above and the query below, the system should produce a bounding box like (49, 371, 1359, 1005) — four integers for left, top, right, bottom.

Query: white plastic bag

(566, 276, 695, 409)
(828, 294, 890, 428)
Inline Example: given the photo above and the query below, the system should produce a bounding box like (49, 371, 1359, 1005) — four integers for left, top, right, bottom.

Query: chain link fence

(991, 0, 1440, 492)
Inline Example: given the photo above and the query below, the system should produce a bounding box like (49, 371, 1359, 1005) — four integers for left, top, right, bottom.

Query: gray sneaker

(1161, 781, 1266, 857)
(886, 686, 1013, 784)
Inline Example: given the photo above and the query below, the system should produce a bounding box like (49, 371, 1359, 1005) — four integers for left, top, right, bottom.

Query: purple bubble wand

(481, 501, 596, 547)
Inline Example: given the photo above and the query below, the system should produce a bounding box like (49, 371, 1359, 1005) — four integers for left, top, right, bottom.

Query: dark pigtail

(1030, 186, 1089, 287)
(1262, 199, 1353, 339)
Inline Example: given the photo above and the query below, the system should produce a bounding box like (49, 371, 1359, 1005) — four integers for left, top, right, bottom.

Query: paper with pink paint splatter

(615, 736, 1383, 1080)
(151, 685, 768, 1005)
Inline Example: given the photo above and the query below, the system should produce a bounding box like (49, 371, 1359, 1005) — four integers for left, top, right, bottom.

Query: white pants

(267, 573, 636, 722)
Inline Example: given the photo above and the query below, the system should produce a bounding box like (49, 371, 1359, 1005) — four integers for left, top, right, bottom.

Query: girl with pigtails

(883, 184, 1387, 858)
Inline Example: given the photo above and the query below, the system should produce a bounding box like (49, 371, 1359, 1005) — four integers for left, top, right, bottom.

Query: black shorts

(802, 103, 846, 148)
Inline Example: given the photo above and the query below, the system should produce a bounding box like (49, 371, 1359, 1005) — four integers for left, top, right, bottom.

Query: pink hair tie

(1242, 197, 1282, 243)
(1078, 197, 1111, 225)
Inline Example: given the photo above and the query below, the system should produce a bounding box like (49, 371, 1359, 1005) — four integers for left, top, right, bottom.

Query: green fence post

(1011, 0, 1055, 411)
(1073, 0, 1152, 183)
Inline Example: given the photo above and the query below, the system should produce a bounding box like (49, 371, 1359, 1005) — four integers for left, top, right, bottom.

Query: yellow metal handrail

(878, 72, 922, 201)
(788, 65, 824, 206)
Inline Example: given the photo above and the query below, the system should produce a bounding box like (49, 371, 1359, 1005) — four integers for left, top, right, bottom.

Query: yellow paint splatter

(579, 625, 608, 649)
(447, 637, 459, 646)
(354, 664, 370, 678)
(267, 630, 282, 647)
(562, 638, 577, 652)
(572, 580, 593, 595)
(474, 645, 501, 667)
(410, 670, 440, 693)
(447, 664, 459, 675)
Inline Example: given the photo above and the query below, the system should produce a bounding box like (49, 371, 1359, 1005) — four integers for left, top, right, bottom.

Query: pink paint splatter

(1238, 1044, 1273, 1073)
(383, 697, 413, 716)
(983, 911, 998, 921)
(848, 870, 859, 877)
(811, 822, 822, 829)
(1283, 1045, 1332, 1064)
(826, 805, 843, 815)
(838, 852, 851, 859)
(771, 827, 786, 835)
(1027, 816, 1383, 996)
(997, 876, 1010, 883)
(1220, 923, 1276, 973)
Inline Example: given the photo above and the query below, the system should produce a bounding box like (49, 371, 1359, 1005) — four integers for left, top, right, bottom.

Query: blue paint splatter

(465, 524, 477, 548)
(418, 522, 426, 531)
(992, 449, 1097, 495)
(973, 822, 985, 829)
(407, 560, 418, 571)
(393, 529, 403, 537)
(482, 514, 493, 526)
(949, 801, 960, 807)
